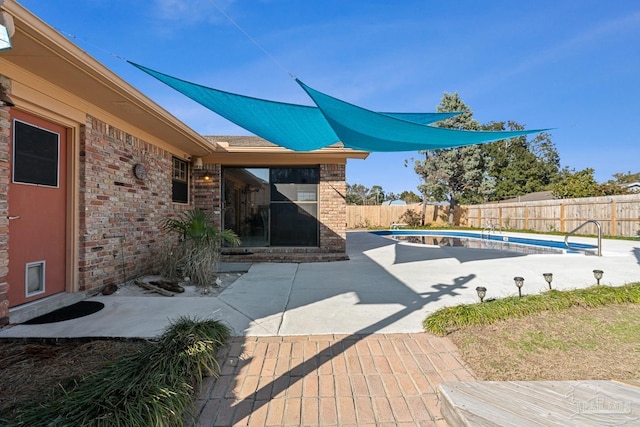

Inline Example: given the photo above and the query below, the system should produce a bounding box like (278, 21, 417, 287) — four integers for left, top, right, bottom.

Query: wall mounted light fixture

(0, 87, 14, 107)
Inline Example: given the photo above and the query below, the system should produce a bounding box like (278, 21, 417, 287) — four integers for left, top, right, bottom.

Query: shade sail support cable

(206, 0, 295, 79)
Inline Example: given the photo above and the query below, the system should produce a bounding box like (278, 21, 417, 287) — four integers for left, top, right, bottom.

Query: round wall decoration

(133, 163, 147, 180)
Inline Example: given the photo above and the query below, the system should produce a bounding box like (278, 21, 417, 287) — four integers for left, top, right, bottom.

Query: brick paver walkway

(191, 334, 475, 426)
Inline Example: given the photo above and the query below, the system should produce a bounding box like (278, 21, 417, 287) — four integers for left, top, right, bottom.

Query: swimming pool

(372, 230, 598, 255)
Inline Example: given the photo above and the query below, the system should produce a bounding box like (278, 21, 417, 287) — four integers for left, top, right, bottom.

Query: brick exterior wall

(78, 115, 191, 291)
(193, 164, 222, 228)
(0, 103, 349, 320)
(0, 76, 10, 325)
(77, 120, 357, 286)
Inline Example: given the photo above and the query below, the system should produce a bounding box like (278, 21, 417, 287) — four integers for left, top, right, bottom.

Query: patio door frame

(222, 166, 320, 247)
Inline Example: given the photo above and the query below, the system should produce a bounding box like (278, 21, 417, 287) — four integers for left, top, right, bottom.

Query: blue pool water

(372, 230, 598, 254)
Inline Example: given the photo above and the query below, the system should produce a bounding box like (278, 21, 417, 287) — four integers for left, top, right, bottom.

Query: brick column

(319, 163, 347, 253)
(193, 164, 222, 228)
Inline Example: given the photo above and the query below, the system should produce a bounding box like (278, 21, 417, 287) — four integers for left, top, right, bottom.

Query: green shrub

(10, 317, 230, 427)
(398, 209, 423, 227)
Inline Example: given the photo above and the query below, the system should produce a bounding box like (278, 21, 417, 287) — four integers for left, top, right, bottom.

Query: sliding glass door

(223, 168, 270, 247)
(223, 167, 319, 247)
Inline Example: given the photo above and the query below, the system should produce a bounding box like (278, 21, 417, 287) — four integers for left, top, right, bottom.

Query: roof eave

(2, 0, 217, 156)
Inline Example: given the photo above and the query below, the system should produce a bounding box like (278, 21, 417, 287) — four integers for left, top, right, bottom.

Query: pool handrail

(481, 222, 503, 239)
(564, 220, 602, 256)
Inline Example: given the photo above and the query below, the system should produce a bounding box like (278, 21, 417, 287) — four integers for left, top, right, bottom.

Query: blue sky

(17, 0, 640, 195)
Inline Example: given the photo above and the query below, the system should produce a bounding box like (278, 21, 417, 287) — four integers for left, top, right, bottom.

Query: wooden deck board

(440, 380, 640, 426)
(616, 379, 640, 389)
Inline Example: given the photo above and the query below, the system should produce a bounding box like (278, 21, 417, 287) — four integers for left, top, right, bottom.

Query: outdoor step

(9, 292, 87, 325)
(439, 380, 640, 427)
(221, 251, 348, 263)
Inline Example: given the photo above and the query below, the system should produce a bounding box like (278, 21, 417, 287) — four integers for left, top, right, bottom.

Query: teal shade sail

(0, 24, 11, 52)
(297, 80, 547, 152)
(130, 62, 548, 152)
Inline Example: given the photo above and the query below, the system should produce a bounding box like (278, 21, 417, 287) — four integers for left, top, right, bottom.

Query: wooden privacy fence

(346, 193, 640, 237)
(346, 204, 453, 229)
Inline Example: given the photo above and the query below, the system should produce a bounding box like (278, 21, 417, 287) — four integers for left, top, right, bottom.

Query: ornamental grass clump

(160, 210, 240, 287)
(424, 283, 640, 336)
(10, 317, 230, 427)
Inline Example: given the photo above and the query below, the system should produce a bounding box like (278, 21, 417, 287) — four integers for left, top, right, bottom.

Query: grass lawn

(425, 283, 640, 381)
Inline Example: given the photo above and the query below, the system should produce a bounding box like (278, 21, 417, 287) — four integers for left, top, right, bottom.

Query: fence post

(611, 200, 617, 236)
(560, 203, 566, 233)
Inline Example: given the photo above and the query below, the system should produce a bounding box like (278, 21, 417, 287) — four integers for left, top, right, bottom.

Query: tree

(346, 183, 370, 205)
(551, 168, 602, 198)
(611, 171, 640, 184)
(347, 183, 388, 204)
(385, 192, 399, 202)
(399, 190, 422, 204)
(482, 121, 560, 200)
(369, 185, 385, 205)
(413, 92, 491, 224)
(599, 171, 639, 195)
(552, 168, 639, 198)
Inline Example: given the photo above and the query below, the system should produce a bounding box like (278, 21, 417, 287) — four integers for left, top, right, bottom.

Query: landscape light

(476, 286, 487, 303)
(514, 276, 525, 297)
(543, 273, 553, 290)
(593, 270, 604, 285)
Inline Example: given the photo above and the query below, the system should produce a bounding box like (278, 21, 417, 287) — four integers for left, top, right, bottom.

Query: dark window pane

(172, 180, 188, 203)
(13, 120, 59, 186)
(270, 168, 319, 184)
(270, 202, 318, 246)
(270, 167, 319, 201)
(172, 157, 189, 203)
(271, 183, 318, 202)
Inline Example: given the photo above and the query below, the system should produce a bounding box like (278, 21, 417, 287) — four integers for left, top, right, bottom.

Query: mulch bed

(0, 339, 146, 419)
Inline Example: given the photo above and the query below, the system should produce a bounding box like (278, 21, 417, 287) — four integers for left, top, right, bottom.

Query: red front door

(7, 110, 67, 307)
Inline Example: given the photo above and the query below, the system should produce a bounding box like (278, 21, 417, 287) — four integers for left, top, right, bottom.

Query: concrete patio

(1, 230, 639, 426)
(1, 230, 638, 339)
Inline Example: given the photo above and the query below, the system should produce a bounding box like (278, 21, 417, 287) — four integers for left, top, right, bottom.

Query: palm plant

(160, 210, 240, 286)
